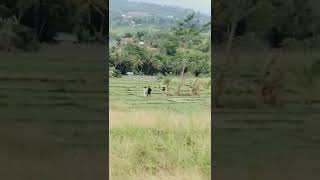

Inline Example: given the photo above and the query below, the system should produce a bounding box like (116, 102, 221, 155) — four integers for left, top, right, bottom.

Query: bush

(0, 16, 37, 52)
(202, 79, 211, 89)
(110, 69, 122, 78)
(134, 71, 144, 75)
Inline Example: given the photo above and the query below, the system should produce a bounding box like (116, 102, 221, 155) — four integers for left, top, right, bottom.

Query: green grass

(213, 46, 320, 107)
(212, 46, 320, 179)
(0, 44, 107, 179)
(109, 76, 211, 112)
(109, 76, 211, 179)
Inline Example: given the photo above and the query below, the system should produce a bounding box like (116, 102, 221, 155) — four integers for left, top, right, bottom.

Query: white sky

(129, 0, 211, 15)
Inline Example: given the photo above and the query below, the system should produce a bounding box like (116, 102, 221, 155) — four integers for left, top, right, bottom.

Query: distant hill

(110, 0, 210, 33)
(111, 0, 193, 18)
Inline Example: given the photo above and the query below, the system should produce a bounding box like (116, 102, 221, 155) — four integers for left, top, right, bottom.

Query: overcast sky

(129, 0, 211, 15)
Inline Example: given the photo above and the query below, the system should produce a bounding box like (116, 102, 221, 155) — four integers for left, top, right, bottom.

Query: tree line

(213, 0, 320, 50)
(0, 0, 107, 51)
(109, 13, 211, 77)
(213, 0, 320, 107)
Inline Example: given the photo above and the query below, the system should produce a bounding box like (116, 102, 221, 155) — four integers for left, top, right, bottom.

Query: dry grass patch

(109, 108, 211, 180)
(123, 169, 207, 180)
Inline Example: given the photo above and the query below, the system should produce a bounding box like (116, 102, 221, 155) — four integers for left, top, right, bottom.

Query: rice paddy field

(0, 44, 107, 179)
(109, 76, 211, 180)
(214, 108, 320, 180)
(4, 43, 320, 179)
(213, 47, 320, 180)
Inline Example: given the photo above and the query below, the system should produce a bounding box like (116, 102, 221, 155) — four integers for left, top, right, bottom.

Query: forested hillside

(213, 0, 320, 48)
(109, 13, 211, 77)
(0, 0, 107, 51)
(110, 0, 210, 33)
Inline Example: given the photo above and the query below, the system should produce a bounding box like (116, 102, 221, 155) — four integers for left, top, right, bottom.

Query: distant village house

(120, 37, 135, 45)
(127, 11, 146, 17)
(53, 33, 79, 44)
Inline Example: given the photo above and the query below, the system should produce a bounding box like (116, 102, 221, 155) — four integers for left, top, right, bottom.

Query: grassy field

(109, 76, 211, 180)
(212, 46, 320, 180)
(0, 44, 107, 179)
(213, 46, 320, 107)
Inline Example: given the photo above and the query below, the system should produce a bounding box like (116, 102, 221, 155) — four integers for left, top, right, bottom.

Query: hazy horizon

(128, 0, 211, 15)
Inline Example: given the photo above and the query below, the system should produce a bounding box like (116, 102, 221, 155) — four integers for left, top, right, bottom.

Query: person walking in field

(143, 87, 148, 97)
(162, 87, 166, 95)
(147, 86, 152, 97)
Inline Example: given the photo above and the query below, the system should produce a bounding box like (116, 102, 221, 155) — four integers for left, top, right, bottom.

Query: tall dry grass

(109, 106, 211, 180)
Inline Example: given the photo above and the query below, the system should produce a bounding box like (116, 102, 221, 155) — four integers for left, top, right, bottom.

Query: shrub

(110, 69, 122, 78)
(0, 16, 37, 52)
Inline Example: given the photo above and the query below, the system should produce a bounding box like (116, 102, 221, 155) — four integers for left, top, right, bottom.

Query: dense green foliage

(213, 0, 320, 48)
(110, 13, 211, 76)
(213, 0, 320, 108)
(0, 0, 107, 51)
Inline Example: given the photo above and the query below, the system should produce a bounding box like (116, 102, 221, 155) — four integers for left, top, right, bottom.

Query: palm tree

(131, 56, 143, 74)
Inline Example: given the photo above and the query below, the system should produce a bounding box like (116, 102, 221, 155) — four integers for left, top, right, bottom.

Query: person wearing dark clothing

(162, 87, 166, 95)
(147, 86, 152, 97)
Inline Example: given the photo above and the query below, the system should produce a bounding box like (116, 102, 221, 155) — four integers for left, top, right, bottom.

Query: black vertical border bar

(105, 0, 110, 178)
(211, 1, 215, 179)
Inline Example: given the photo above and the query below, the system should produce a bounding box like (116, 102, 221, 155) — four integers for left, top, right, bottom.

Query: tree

(214, 0, 270, 62)
(163, 78, 171, 96)
(118, 43, 160, 75)
(90, 0, 107, 41)
(14, 0, 67, 41)
(75, 0, 107, 41)
(124, 32, 133, 38)
(255, 54, 284, 107)
(170, 13, 210, 95)
(0, 0, 109, 50)
(135, 30, 147, 41)
(0, 16, 21, 51)
(191, 78, 200, 96)
(186, 49, 209, 76)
